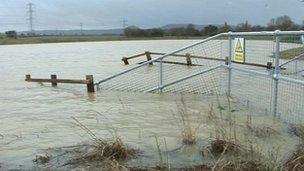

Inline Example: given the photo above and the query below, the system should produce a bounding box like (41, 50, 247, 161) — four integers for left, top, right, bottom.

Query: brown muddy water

(0, 40, 301, 170)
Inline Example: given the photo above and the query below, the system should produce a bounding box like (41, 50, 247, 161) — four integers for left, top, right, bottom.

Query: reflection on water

(0, 40, 300, 170)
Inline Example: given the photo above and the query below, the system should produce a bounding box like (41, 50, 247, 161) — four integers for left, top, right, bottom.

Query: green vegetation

(279, 47, 304, 59)
(124, 15, 304, 38)
(0, 35, 207, 45)
(1, 15, 303, 45)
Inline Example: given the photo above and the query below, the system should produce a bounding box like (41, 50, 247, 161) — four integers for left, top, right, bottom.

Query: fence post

(25, 74, 31, 81)
(227, 32, 233, 97)
(145, 51, 153, 65)
(295, 60, 298, 74)
(185, 53, 192, 65)
(86, 75, 95, 93)
(51, 74, 57, 87)
(159, 57, 163, 92)
(122, 57, 129, 65)
(272, 30, 280, 117)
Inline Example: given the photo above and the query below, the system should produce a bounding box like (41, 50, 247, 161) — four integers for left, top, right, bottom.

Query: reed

(64, 117, 138, 165)
(174, 97, 203, 145)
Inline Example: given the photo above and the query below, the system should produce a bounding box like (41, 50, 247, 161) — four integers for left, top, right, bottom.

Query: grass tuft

(33, 154, 51, 165)
(64, 117, 139, 165)
(174, 97, 203, 145)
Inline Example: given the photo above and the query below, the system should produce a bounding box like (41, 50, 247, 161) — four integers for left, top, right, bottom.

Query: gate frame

(95, 30, 304, 118)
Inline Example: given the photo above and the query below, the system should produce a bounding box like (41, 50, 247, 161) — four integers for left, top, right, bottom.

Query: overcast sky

(0, 0, 303, 31)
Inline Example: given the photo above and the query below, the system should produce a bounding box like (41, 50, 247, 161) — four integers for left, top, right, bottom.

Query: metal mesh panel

(95, 31, 304, 125)
(161, 67, 227, 95)
(96, 35, 227, 93)
(162, 38, 226, 86)
(240, 35, 275, 65)
(230, 69, 273, 116)
(280, 35, 304, 80)
(96, 63, 159, 92)
(277, 79, 304, 124)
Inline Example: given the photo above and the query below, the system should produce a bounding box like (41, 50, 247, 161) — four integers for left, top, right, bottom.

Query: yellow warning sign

(234, 38, 245, 63)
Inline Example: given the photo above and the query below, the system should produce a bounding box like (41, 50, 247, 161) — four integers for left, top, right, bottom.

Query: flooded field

(0, 40, 303, 170)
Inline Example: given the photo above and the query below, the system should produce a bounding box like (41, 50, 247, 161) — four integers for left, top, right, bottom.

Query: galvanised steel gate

(95, 31, 304, 124)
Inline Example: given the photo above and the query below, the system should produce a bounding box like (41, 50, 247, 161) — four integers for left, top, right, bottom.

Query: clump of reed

(246, 124, 279, 138)
(202, 96, 279, 171)
(284, 124, 304, 170)
(64, 117, 139, 165)
(33, 154, 51, 165)
(174, 96, 203, 145)
(65, 138, 138, 165)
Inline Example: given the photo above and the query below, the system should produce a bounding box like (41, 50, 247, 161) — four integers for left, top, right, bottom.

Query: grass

(278, 47, 304, 59)
(33, 154, 51, 165)
(0, 35, 207, 45)
(201, 96, 296, 171)
(284, 124, 304, 170)
(64, 117, 139, 165)
(31, 98, 304, 171)
(32, 116, 139, 169)
(64, 137, 138, 166)
(174, 97, 203, 145)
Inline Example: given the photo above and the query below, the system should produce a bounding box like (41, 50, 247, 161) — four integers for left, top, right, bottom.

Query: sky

(0, 0, 303, 32)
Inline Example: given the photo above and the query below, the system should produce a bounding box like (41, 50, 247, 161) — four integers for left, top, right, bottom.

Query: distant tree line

(124, 15, 304, 37)
(5, 30, 17, 38)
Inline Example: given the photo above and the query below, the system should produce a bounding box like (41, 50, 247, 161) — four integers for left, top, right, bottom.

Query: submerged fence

(95, 31, 304, 124)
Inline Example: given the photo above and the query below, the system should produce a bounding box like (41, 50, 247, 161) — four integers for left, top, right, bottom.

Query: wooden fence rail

(25, 74, 95, 92)
(121, 51, 281, 69)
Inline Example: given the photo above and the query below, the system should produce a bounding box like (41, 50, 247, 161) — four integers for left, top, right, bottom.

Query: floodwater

(0, 40, 301, 170)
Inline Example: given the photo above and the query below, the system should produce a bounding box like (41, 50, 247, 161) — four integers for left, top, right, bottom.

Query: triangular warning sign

(235, 39, 243, 53)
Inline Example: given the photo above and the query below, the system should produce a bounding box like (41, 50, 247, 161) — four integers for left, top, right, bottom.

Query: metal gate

(95, 31, 304, 124)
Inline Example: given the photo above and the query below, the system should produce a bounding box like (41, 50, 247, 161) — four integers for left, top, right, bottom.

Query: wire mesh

(95, 31, 304, 124)
(161, 67, 227, 95)
(96, 63, 159, 92)
(97, 35, 227, 93)
(161, 37, 226, 89)
(277, 79, 304, 124)
(280, 35, 304, 80)
(229, 69, 273, 116)
(276, 34, 304, 123)
(237, 35, 275, 66)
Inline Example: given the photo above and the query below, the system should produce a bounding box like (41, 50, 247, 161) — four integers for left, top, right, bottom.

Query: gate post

(51, 74, 57, 87)
(145, 51, 153, 65)
(86, 75, 95, 93)
(272, 30, 280, 117)
(159, 57, 164, 92)
(227, 32, 233, 97)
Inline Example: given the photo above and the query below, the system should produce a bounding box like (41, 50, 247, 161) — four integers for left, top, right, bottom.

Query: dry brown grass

(33, 154, 51, 164)
(246, 125, 279, 138)
(284, 125, 304, 170)
(64, 138, 138, 166)
(63, 117, 139, 166)
(208, 139, 240, 157)
(174, 97, 203, 145)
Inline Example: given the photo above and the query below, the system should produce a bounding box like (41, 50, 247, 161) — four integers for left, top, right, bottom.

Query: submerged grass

(64, 117, 139, 165)
(33, 116, 139, 169)
(284, 124, 304, 170)
(279, 47, 304, 59)
(64, 137, 138, 165)
(33, 154, 51, 165)
(201, 95, 300, 171)
(174, 96, 203, 145)
(31, 96, 304, 171)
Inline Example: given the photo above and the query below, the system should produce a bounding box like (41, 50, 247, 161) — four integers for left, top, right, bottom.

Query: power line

(80, 23, 83, 35)
(27, 2, 34, 34)
(121, 19, 128, 29)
